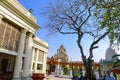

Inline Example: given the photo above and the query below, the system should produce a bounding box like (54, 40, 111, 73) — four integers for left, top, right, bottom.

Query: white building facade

(0, 0, 48, 80)
(100, 47, 120, 74)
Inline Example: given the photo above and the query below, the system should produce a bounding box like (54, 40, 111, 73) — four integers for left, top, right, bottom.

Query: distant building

(0, 0, 48, 80)
(54, 44, 69, 62)
(100, 47, 120, 76)
(47, 45, 100, 77)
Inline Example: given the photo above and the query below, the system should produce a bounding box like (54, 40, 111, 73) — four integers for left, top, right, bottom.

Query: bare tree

(42, 0, 108, 79)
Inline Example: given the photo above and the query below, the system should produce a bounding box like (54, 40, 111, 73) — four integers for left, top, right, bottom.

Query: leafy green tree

(42, 0, 109, 79)
(112, 54, 120, 68)
(95, 0, 120, 46)
(63, 67, 70, 75)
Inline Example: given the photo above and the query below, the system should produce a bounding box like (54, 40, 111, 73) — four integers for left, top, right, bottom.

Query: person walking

(104, 71, 116, 80)
(105, 71, 110, 80)
(110, 71, 116, 80)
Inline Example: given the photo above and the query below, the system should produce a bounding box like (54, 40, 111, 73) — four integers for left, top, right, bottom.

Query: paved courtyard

(44, 75, 72, 80)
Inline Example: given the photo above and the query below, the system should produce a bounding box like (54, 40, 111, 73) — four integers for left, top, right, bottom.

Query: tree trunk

(82, 56, 93, 80)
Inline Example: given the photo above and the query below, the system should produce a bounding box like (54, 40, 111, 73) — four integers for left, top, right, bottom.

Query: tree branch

(77, 31, 85, 57)
(89, 31, 109, 59)
(57, 27, 77, 34)
(79, 1, 95, 29)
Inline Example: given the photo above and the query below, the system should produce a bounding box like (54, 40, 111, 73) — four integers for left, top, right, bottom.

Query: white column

(70, 70, 72, 76)
(34, 49, 39, 73)
(30, 47, 35, 74)
(42, 52, 47, 75)
(13, 29, 27, 80)
(56, 64, 60, 69)
(22, 33, 33, 80)
(55, 63, 60, 76)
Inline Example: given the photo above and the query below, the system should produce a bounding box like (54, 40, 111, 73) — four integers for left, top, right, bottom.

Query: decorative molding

(0, 14, 3, 20)
(0, 0, 39, 33)
(21, 29, 27, 34)
(33, 37, 48, 49)
(28, 32, 33, 37)
(0, 48, 18, 56)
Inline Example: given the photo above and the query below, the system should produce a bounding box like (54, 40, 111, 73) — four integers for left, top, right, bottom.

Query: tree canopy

(95, 0, 120, 46)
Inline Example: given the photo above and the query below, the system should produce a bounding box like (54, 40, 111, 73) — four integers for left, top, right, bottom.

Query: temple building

(0, 0, 48, 80)
(100, 47, 120, 73)
(100, 47, 120, 79)
(54, 45, 69, 62)
(47, 45, 100, 77)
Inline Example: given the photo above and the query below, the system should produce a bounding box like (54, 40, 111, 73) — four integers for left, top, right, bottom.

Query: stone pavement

(44, 75, 72, 80)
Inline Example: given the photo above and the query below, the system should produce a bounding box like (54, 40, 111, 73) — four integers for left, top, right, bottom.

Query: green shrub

(63, 67, 70, 75)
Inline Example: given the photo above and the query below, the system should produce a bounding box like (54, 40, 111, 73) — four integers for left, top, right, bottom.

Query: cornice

(0, 0, 39, 31)
(33, 37, 49, 50)
(0, 48, 18, 56)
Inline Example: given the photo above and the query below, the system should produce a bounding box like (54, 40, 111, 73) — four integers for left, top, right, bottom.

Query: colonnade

(13, 29, 33, 80)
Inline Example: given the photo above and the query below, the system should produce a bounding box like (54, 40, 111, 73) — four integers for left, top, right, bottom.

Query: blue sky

(18, 0, 110, 62)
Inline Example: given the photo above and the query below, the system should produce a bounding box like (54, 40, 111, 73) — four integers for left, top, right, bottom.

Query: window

(37, 64, 42, 70)
(32, 63, 35, 70)
(38, 50, 44, 62)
